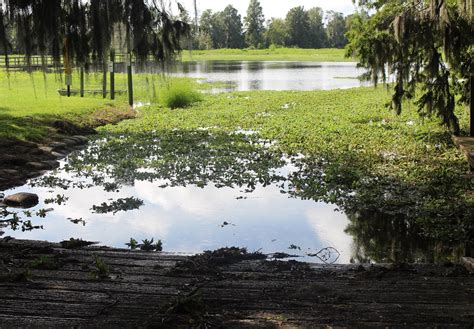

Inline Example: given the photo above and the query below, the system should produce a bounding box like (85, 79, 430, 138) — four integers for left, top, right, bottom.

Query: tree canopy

(244, 0, 265, 48)
(0, 0, 190, 69)
(286, 6, 311, 48)
(347, 0, 474, 134)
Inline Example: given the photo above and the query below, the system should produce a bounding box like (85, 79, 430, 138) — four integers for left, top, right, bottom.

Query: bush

(160, 79, 202, 109)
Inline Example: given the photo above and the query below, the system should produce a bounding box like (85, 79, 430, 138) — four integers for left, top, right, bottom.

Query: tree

(198, 9, 218, 49)
(222, 5, 244, 48)
(0, 0, 189, 68)
(307, 7, 327, 48)
(326, 11, 348, 48)
(286, 6, 311, 48)
(264, 18, 288, 47)
(347, 0, 474, 134)
(244, 0, 265, 48)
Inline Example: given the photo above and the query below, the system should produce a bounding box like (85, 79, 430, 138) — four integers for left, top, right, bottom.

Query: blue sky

(179, 0, 357, 19)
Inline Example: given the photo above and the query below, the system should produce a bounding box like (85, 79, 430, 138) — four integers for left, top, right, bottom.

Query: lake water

(169, 61, 368, 92)
(0, 62, 452, 264)
(1, 132, 351, 264)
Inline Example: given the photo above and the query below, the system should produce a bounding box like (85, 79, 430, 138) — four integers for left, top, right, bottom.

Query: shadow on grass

(0, 111, 55, 141)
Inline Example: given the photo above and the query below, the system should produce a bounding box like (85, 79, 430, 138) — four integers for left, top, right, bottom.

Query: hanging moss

(348, 0, 474, 134)
(0, 0, 189, 70)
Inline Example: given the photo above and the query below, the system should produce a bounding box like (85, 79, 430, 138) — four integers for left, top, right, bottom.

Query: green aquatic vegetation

(56, 129, 286, 192)
(44, 194, 69, 206)
(91, 197, 144, 215)
(0, 207, 43, 232)
(21, 86, 474, 262)
(97, 87, 472, 258)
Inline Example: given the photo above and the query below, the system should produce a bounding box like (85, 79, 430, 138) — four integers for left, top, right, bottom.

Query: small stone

(0, 155, 27, 166)
(26, 162, 52, 170)
(0, 169, 21, 176)
(38, 145, 54, 153)
(42, 160, 60, 169)
(461, 257, 474, 273)
(4, 193, 39, 208)
(51, 151, 67, 159)
(49, 142, 67, 150)
(61, 137, 79, 146)
(73, 135, 89, 144)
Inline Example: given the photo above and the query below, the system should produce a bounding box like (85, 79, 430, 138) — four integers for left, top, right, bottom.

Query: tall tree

(264, 18, 288, 47)
(286, 6, 311, 48)
(347, 0, 474, 134)
(244, 0, 265, 48)
(326, 11, 348, 48)
(307, 7, 327, 48)
(222, 5, 244, 48)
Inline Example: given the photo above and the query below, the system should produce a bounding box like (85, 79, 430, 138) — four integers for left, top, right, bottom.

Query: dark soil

(0, 107, 136, 191)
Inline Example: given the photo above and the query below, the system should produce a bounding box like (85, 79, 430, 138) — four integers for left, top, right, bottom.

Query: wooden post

(80, 66, 85, 98)
(470, 74, 474, 137)
(102, 63, 107, 99)
(63, 37, 72, 97)
(127, 53, 133, 107)
(109, 50, 115, 100)
(126, 23, 133, 107)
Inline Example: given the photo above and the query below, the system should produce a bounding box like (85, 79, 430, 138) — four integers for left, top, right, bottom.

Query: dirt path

(0, 239, 473, 328)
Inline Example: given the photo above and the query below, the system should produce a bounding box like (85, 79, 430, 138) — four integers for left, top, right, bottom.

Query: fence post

(470, 74, 474, 137)
(102, 62, 107, 99)
(63, 37, 72, 97)
(80, 65, 85, 98)
(127, 53, 133, 107)
(109, 50, 115, 100)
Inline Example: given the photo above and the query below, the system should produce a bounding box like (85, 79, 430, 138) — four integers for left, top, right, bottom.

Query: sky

(178, 0, 357, 20)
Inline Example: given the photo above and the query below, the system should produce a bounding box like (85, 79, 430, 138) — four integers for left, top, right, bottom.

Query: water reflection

(169, 61, 367, 92)
(1, 129, 468, 263)
(346, 211, 471, 263)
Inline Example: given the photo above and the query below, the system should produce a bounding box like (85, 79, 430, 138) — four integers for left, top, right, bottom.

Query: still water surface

(170, 61, 367, 92)
(1, 62, 439, 264)
(2, 137, 351, 264)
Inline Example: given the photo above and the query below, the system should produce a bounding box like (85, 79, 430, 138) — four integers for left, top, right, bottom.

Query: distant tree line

(185, 0, 351, 50)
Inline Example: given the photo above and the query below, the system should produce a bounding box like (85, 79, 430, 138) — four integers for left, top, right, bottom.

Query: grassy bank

(180, 48, 353, 62)
(0, 71, 207, 141)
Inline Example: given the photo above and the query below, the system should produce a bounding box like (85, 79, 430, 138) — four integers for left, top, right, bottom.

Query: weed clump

(60, 238, 97, 249)
(92, 254, 110, 280)
(159, 80, 202, 109)
(126, 238, 163, 251)
(170, 247, 266, 275)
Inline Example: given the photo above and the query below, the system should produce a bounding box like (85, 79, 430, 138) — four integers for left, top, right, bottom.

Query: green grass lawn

(0, 70, 207, 141)
(180, 48, 353, 62)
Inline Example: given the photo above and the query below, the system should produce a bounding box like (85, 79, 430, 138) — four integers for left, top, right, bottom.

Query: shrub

(160, 79, 202, 109)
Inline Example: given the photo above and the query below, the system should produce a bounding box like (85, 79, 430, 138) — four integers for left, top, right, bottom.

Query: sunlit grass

(180, 48, 353, 62)
(0, 70, 205, 140)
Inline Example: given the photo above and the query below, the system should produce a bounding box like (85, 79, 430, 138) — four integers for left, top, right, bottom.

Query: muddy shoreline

(0, 108, 136, 192)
